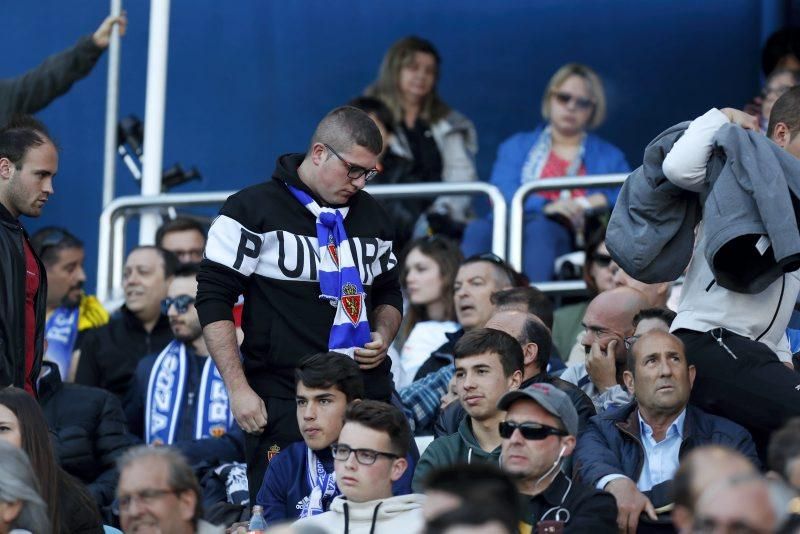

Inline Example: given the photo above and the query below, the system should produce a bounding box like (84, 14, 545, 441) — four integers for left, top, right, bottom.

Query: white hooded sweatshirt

(293, 494, 425, 534)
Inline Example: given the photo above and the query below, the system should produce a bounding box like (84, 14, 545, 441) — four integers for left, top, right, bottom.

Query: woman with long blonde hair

(367, 36, 478, 226)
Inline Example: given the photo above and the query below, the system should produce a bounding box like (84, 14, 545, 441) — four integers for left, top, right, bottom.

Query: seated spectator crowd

(7, 25, 800, 534)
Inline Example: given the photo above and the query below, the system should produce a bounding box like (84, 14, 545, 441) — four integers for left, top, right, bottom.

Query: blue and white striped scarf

(286, 184, 371, 356)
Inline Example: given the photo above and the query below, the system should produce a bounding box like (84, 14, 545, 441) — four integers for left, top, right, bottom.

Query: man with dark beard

(126, 263, 237, 447)
(30, 227, 108, 382)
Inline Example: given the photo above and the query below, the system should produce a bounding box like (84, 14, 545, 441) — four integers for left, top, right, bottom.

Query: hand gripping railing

(508, 174, 628, 295)
(96, 181, 507, 303)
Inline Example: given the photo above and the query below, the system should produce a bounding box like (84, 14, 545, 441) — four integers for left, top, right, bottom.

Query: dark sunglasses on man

(499, 420, 568, 440)
(161, 295, 196, 315)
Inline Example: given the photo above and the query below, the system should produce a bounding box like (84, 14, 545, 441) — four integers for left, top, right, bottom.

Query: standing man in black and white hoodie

(196, 106, 403, 503)
(637, 90, 800, 458)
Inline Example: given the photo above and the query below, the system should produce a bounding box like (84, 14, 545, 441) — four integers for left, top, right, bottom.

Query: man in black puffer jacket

(38, 360, 138, 510)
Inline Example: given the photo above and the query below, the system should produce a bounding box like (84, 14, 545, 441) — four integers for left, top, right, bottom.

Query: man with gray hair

(197, 106, 403, 503)
(117, 445, 224, 533)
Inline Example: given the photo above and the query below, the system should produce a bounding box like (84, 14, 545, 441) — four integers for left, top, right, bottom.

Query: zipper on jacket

(711, 329, 737, 360)
(616, 424, 646, 481)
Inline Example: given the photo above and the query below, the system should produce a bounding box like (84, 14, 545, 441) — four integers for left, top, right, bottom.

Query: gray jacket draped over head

(607, 121, 800, 294)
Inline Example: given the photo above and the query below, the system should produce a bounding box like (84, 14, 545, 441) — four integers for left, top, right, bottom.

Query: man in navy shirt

(256, 352, 413, 523)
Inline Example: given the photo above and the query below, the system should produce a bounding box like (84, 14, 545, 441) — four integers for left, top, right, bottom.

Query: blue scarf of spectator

(286, 184, 371, 356)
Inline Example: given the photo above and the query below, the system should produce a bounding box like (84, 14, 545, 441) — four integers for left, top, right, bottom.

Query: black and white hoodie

(196, 153, 402, 400)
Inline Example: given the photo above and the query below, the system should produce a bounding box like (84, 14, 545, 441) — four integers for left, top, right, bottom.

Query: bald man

(560, 287, 649, 412)
(611, 263, 671, 309)
(574, 331, 758, 533)
(671, 446, 758, 532)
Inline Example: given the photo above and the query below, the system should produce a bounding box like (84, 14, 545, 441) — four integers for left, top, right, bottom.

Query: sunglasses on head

(162, 295, 196, 314)
(465, 253, 529, 287)
(499, 420, 568, 440)
(552, 91, 595, 111)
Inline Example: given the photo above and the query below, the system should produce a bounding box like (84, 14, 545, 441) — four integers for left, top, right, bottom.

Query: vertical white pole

(101, 0, 123, 208)
(138, 0, 171, 245)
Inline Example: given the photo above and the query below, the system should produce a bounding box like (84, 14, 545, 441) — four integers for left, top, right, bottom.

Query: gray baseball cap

(496, 382, 578, 437)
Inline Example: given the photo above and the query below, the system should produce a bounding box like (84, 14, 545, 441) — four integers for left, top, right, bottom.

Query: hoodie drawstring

(467, 447, 472, 464)
(369, 501, 382, 534)
(342, 501, 383, 534)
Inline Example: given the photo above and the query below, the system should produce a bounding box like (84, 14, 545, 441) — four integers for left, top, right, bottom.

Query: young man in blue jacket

(255, 352, 413, 523)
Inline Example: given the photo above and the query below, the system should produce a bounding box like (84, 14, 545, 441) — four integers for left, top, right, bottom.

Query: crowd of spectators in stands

(8, 16, 800, 534)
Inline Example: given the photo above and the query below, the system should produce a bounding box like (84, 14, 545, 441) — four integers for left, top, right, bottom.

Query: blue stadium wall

(4, 0, 781, 292)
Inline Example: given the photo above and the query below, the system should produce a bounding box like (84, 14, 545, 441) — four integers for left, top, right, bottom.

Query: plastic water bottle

(248, 505, 267, 534)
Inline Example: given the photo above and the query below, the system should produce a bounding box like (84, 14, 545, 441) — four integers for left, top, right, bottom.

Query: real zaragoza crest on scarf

(327, 233, 339, 267)
(340, 282, 363, 326)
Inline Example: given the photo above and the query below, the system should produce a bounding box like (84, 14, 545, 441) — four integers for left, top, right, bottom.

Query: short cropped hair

(425, 506, 516, 534)
(295, 352, 365, 402)
(768, 85, 800, 138)
(347, 96, 395, 135)
(454, 328, 524, 378)
(0, 115, 56, 169)
(29, 226, 83, 267)
(128, 245, 179, 279)
(117, 446, 202, 525)
(768, 418, 800, 482)
(491, 286, 554, 329)
(344, 400, 410, 458)
(541, 63, 607, 129)
(627, 331, 686, 378)
(423, 463, 519, 532)
(632, 307, 677, 330)
(155, 217, 207, 248)
(309, 106, 382, 157)
(173, 262, 200, 279)
(520, 316, 553, 372)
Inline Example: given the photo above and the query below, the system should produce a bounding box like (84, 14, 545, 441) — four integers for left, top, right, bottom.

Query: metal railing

(508, 174, 627, 295)
(96, 181, 507, 303)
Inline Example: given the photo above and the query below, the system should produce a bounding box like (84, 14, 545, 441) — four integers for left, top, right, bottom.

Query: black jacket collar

(36, 361, 63, 402)
(118, 305, 170, 333)
(272, 152, 362, 209)
(0, 201, 20, 226)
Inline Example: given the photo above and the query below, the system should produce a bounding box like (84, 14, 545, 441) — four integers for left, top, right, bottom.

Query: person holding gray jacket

(606, 88, 800, 460)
